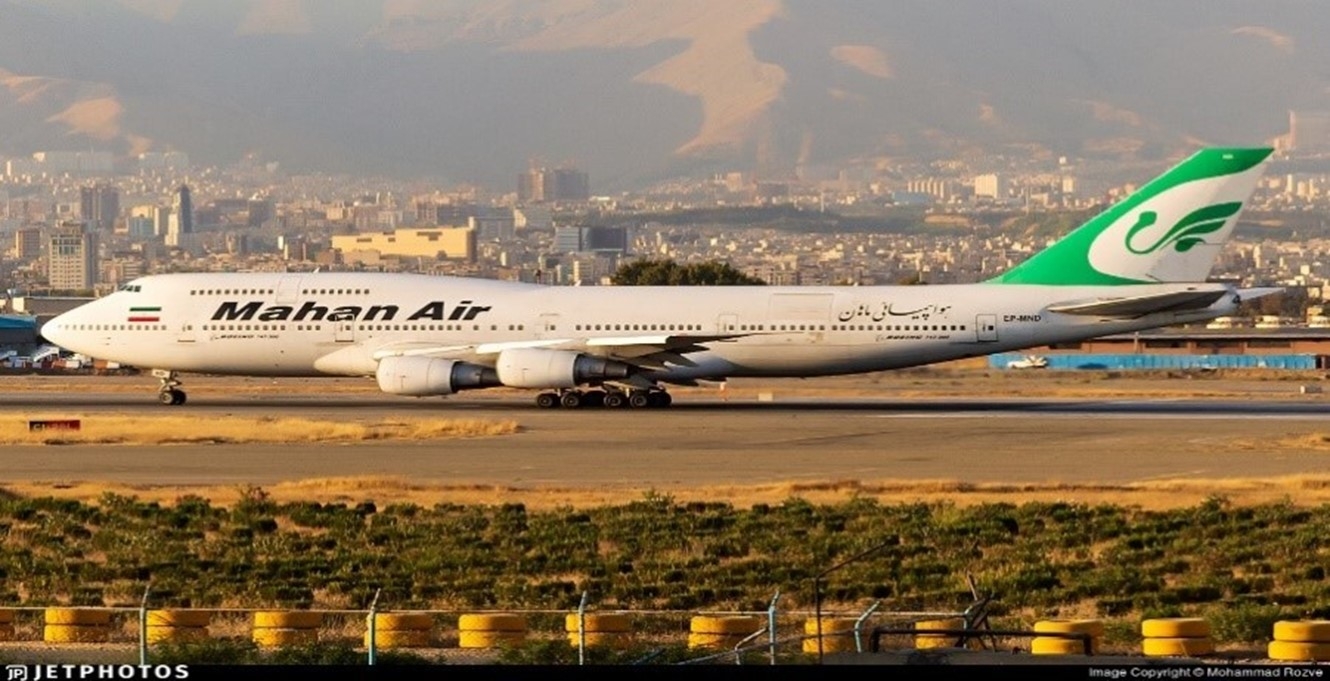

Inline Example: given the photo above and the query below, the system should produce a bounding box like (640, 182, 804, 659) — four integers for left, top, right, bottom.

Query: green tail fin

(991, 147, 1272, 285)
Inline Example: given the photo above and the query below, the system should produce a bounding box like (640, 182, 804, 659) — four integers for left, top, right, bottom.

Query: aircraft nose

(41, 311, 73, 348)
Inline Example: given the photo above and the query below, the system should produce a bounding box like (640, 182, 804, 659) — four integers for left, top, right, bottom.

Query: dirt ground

(1, 366, 1328, 510)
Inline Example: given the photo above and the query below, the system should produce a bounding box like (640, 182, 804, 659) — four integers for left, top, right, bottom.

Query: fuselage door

(717, 313, 738, 334)
(976, 314, 998, 342)
(335, 321, 354, 343)
(177, 322, 195, 344)
(537, 313, 560, 340)
(276, 275, 302, 304)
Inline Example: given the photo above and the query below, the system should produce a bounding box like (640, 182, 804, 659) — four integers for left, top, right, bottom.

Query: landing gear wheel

(535, 392, 559, 409)
(603, 392, 626, 408)
(628, 391, 651, 409)
(559, 392, 583, 409)
(153, 369, 185, 406)
(648, 391, 672, 408)
(582, 390, 606, 407)
(158, 389, 186, 405)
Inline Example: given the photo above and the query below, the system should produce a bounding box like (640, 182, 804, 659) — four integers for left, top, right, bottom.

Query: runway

(3, 388, 1330, 490)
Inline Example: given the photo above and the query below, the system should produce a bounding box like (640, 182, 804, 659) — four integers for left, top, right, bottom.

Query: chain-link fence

(0, 594, 994, 666)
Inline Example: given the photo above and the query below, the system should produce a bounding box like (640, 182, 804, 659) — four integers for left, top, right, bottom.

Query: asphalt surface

(3, 386, 1330, 488)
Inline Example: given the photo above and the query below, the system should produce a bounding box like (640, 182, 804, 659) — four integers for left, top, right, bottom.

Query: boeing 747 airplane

(43, 147, 1277, 408)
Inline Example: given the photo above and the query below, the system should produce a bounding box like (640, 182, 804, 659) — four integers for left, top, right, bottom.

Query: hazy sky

(1, 1, 1324, 189)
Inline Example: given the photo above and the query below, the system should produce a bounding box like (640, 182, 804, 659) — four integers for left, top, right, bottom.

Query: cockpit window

(116, 284, 142, 292)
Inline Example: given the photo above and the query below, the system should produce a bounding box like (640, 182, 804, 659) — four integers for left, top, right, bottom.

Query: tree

(610, 259, 766, 286)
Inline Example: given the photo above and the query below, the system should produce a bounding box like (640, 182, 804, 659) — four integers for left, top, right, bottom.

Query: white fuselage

(43, 272, 1239, 383)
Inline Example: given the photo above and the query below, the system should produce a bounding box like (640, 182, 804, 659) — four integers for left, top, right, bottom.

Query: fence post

(854, 601, 881, 653)
(367, 588, 381, 666)
(138, 584, 151, 665)
(767, 591, 780, 665)
(576, 591, 589, 666)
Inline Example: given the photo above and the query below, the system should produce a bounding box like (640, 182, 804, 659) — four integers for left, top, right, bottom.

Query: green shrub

(150, 638, 263, 665)
(1206, 603, 1290, 644)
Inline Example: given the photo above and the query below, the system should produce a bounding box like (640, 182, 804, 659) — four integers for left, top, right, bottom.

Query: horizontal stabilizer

(1047, 289, 1229, 317)
(1236, 287, 1283, 303)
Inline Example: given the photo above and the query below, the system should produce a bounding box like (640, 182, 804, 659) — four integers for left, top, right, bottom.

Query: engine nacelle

(375, 356, 501, 396)
(495, 348, 632, 389)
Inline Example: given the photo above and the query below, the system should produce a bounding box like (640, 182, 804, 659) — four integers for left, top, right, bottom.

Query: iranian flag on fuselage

(128, 306, 160, 323)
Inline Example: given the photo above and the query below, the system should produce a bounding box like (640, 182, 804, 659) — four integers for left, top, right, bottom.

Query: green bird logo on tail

(1124, 202, 1244, 255)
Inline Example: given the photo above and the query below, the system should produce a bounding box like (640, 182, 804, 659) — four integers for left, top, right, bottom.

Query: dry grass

(8, 473, 1330, 511)
(1271, 432, 1330, 449)
(0, 415, 519, 446)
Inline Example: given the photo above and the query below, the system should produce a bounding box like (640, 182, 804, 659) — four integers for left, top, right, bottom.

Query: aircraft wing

(369, 333, 746, 370)
(1046, 289, 1230, 317)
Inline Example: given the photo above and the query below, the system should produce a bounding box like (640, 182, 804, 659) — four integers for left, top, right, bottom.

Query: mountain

(0, 0, 1326, 190)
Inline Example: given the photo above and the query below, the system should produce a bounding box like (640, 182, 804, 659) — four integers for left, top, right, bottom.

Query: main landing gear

(153, 369, 187, 405)
(535, 387, 672, 409)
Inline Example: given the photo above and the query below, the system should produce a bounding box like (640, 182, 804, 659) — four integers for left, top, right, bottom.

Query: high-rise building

(80, 183, 119, 231)
(127, 205, 168, 239)
(1289, 110, 1330, 153)
(518, 165, 590, 203)
(973, 174, 1008, 200)
(14, 227, 42, 261)
(469, 207, 515, 241)
(175, 184, 193, 233)
(47, 224, 98, 291)
(552, 226, 627, 254)
(167, 185, 194, 248)
(553, 226, 583, 253)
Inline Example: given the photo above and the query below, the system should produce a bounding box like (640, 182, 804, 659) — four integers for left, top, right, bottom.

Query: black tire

(535, 393, 558, 409)
(158, 391, 175, 405)
(628, 392, 651, 408)
(651, 391, 672, 408)
(172, 390, 187, 405)
(583, 390, 605, 407)
(560, 392, 583, 409)
(603, 392, 626, 408)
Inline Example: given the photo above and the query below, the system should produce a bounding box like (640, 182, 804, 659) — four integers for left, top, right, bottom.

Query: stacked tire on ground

(44, 608, 112, 643)
(0, 609, 14, 641)
(1031, 619, 1104, 655)
(1269, 620, 1330, 662)
(457, 613, 526, 649)
(687, 615, 761, 650)
(146, 609, 210, 644)
(915, 617, 968, 649)
(1141, 617, 1214, 657)
(252, 610, 322, 647)
(366, 612, 434, 649)
(804, 617, 858, 654)
(566, 612, 632, 649)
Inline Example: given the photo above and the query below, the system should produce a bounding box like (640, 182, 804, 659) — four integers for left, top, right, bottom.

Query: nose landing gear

(153, 369, 187, 405)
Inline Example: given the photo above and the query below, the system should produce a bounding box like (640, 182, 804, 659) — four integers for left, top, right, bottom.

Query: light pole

(813, 538, 897, 664)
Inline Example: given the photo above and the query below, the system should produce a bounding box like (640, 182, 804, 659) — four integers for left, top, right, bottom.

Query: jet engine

(495, 348, 633, 389)
(375, 356, 501, 396)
